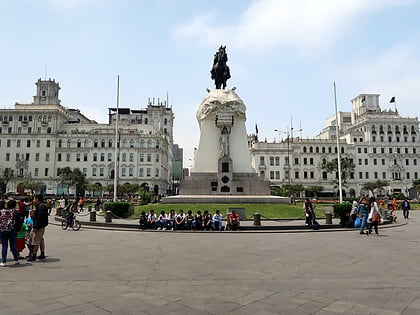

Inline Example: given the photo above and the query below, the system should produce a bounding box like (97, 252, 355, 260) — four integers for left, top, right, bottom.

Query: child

(25, 210, 35, 259)
(16, 221, 28, 259)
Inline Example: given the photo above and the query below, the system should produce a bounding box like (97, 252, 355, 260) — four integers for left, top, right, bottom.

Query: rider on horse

(211, 45, 231, 89)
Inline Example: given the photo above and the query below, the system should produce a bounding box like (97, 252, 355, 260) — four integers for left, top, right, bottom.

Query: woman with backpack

(0, 199, 21, 266)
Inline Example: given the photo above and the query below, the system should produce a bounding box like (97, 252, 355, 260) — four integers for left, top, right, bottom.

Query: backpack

(0, 209, 15, 233)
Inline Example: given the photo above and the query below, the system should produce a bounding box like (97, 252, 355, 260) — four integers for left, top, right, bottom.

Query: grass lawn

(133, 202, 329, 219)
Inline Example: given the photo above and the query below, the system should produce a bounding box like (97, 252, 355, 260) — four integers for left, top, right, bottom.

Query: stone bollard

(105, 211, 112, 223)
(88, 205, 92, 212)
(253, 213, 261, 226)
(90, 210, 96, 222)
(325, 213, 333, 224)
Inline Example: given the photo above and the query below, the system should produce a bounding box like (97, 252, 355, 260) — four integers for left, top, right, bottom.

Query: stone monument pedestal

(178, 88, 271, 197)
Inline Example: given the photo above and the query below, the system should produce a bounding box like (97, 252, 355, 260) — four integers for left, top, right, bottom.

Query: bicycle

(61, 212, 81, 231)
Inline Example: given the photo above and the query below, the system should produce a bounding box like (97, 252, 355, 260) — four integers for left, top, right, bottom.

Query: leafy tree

(57, 167, 87, 196)
(362, 180, 390, 198)
(72, 168, 88, 195)
(282, 184, 305, 199)
(413, 179, 420, 196)
(306, 185, 324, 198)
(86, 183, 103, 197)
(0, 168, 13, 194)
(321, 157, 355, 187)
(22, 180, 43, 195)
(138, 188, 154, 205)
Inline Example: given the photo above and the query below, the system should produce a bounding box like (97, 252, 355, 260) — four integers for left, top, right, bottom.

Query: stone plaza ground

(0, 210, 419, 314)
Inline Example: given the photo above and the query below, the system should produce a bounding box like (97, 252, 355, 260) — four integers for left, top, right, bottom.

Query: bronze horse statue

(211, 45, 231, 89)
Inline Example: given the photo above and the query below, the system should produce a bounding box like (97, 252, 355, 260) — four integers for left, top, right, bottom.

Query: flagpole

(334, 82, 343, 203)
(113, 75, 120, 202)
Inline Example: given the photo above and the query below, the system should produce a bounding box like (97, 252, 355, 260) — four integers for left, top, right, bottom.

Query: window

(140, 154, 144, 162)
(27, 140, 31, 147)
(57, 153, 61, 161)
(45, 168, 49, 176)
(303, 158, 307, 165)
(309, 158, 313, 165)
(407, 172, 410, 180)
(28, 127, 32, 133)
(140, 140, 145, 148)
(46, 140, 50, 148)
(358, 158, 362, 165)
(36, 153, 40, 161)
(275, 157, 279, 166)
(15, 153, 19, 161)
(6, 139, 11, 147)
(129, 168, 134, 177)
(147, 154, 151, 162)
(82, 168, 87, 176)
(5, 153, 9, 161)
(359, 172, 363, 179)
(34, 168, 39, 177)
(259, 156, 265, 165)
(139, 168, 144, 177)
(373, 148, 376, 154)
(270, 171, 274, 180)
(84, 153, 88, 162)
(382, 159, 385, 165)
(294, 171, 299, 179)
(94, 140, 98, 148)
(100, 168, 104, 177)
(36, 140, 41, 148)
(414, 159, 417, 166)
(25, 153, 29, 161)
(155, 154, 159, 162)
(17, 139, 21, 148)
(76, 153, 81, 162)
(93, 153, 97, 161)
(374, 172, 378, 179)
(84, 139, 89, 148)
(122, 153, 126, 162)
(67, 140, 71, 148)
(130, 139, 135, 148)
(46, 153, 50, 162)
(108, 153, 112, 161)
(303, 171, 308, 179)
(310, 171, 314, 179)
(66, 153, 70, 162)
(58, 139, 62, 148)
(365, 159, 368, 165)
(270, 157, 274, 166)
(100, 153, 105, 162)
(146, 168, 151, 177)
(92, 168, 97, 176)
(294, 158, 299, 165)
(101, 139, 105, 148)
(155, 168, 159, 177)
(275, 171, 280, 179)
(373, 159, 377, 165)
(365, 172, 369, 179)
(358, 148, 361, 153)
(406, 159, 409, 166)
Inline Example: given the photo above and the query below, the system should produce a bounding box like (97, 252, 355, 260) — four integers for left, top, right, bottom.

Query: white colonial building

(250, 94, 419, 198)
(1, 78, 174, 196)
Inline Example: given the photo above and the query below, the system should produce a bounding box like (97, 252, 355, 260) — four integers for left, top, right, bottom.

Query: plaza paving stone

(0, 210, 418, 314)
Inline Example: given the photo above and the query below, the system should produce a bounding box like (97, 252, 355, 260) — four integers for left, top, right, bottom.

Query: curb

(52, 216, 407, 233)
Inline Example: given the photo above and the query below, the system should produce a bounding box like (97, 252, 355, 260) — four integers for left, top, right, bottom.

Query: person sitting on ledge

(228, 210, 240, 231)
(175, 209, 186, 230)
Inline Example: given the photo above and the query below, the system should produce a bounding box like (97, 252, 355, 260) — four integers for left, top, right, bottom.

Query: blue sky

(1, 0, 420, 164)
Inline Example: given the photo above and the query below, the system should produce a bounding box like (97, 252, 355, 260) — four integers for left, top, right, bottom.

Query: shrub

(332, 202, 352, 218)
(103, 201, 130, 218)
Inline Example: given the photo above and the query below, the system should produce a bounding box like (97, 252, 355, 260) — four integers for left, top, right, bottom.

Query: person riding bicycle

(66, 199, 78, 226)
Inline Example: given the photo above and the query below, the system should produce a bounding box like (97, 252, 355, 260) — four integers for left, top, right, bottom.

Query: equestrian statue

(210, 45, 231, 89)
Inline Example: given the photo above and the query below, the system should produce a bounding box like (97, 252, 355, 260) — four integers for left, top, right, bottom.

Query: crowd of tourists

(138, 209, 240, 231)
(0, 194, 48, 267)
(339, 196, 409, 235)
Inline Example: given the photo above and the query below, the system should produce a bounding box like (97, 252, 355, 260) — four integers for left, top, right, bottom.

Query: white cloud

(31, 0, 106, 10)
(174, 0, 416, 54)
(336, 43, 420, 116)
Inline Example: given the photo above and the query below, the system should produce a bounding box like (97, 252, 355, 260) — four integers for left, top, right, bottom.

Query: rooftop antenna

(44, 64, 47, 80)
(298, 122, 303, 141)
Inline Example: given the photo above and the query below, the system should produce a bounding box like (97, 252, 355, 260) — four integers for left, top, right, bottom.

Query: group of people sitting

(138, 209, 240, 231)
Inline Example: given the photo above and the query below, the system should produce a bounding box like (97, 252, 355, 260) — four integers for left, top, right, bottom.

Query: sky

(1, 0, 420, 165)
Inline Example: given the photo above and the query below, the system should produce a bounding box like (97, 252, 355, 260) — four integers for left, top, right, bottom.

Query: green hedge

(103, 201, 130, 218)
(332, 202, 353, 218)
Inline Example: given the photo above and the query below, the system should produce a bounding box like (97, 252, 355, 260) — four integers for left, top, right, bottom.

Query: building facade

(1, 78, 174, 196)
(250, 94, 419, 198)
